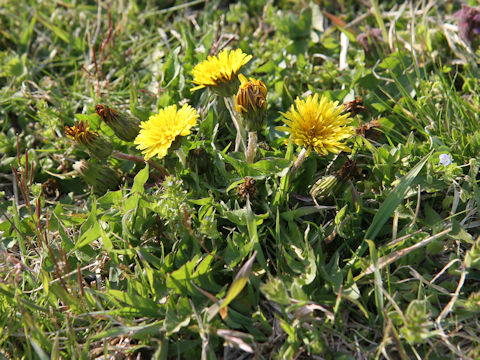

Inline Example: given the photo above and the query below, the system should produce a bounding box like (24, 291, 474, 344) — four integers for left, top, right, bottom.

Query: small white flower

(439, 153, 452, 166)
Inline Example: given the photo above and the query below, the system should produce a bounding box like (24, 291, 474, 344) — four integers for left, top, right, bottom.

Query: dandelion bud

(65, 120, 113, 159)
(73, 160, 121, 194)
(95, 104, 140, 142)
(310, 159, 360, 204)
(310, 174, 340, 203)
(235, 74, 267, 132)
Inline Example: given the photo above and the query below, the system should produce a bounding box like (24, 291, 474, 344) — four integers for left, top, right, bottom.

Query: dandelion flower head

(278, 94, 355, 156)
(191, 49, 252, 96)
(65, 120, 113, 159)
(65, 120, 97, 144)
(134, 104, 199, 160)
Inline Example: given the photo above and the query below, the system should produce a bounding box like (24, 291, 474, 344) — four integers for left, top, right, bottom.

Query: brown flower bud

(235, 74, 267, 132)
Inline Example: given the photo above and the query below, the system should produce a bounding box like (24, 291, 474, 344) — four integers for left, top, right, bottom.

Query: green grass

(1, 0, 480, 359)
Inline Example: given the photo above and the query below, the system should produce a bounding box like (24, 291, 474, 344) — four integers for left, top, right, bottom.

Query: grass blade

(365, 149, 433, 241)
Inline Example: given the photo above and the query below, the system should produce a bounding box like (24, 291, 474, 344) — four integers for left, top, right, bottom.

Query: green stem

(371, 0, 388, 45)
(290, 147, 308, 179)
(224, 97, 246, 151)
(246, 131, 257, 164)
(112, 150, 168, 177)
(176, 147, 187, 167)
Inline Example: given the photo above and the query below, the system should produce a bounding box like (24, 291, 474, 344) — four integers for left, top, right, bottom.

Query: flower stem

(246, 131, 257, 164)
(290, 148, 308, 180)
(224, 96, 246, 151)
(176, 148, 187, 167)
(112, 150, 168, 177)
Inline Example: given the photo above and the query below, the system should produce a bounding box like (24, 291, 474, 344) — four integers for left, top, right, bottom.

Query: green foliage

(1, 0, 480, 358)
(400, 300, 437, 344)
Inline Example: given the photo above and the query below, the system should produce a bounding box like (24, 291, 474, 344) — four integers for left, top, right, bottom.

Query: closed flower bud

(95, 104, 140, 142)
(73, 160, 121, 194)
(310, 174, 340, 204)
(65, 120, 113, 159)
(235, 74, 267, 132)
(310, 158, 361, 204)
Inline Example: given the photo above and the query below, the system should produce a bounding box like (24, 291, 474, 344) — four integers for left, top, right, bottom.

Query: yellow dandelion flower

(278, 94, 355, 156)
(134, 104, 199, 160)
(191, 49, 253, 97)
